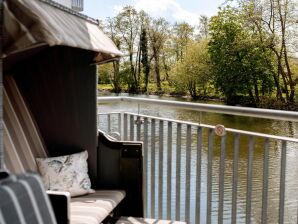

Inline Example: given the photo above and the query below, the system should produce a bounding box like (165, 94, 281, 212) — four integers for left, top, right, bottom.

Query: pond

(98, 93, 298, 224)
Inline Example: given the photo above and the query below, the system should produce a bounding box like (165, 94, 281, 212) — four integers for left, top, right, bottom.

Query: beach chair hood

(3, 0, 123, 63)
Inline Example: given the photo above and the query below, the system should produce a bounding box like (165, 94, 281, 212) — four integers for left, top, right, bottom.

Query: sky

(83, 0, 227, 26)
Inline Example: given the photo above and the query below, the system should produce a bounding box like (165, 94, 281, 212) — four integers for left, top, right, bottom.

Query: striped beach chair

(0, 172, 57, 224)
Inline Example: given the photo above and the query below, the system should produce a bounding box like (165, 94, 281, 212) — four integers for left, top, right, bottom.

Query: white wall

(53, 0, 72, 8)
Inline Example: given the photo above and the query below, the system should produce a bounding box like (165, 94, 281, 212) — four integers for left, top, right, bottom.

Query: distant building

(53, 0, 84, 11)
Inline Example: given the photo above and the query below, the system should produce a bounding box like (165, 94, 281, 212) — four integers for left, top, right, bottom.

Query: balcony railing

(97, 96, 298, 224)
(71, 0, 83, 11)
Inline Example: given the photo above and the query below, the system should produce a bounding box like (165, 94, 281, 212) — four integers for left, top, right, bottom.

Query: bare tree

(197, 15, 209, 40)
(104, 18, 121, 92)
(240, 0, 298, 103)
(172, 22, 194, 61)
(148, 18, 169, 92)
(115, 6, 141, 92)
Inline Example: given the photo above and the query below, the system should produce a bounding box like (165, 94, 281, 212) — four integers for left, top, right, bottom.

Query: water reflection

(98, 94, 298, 223)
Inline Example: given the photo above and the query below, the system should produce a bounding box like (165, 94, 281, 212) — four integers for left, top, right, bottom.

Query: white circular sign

(215, 124, 226, 136)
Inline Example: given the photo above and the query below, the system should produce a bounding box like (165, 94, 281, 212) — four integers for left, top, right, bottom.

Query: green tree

(197, 15, 209, 40)
(104, 18, 122, 92)
(241, 0, 298, 104)
(115, 6, 140, 92)
(148, 18, 169, 92)
(140, 27, 150, 92)
(171, 41, 211, 99)
(208, 7, 275, 105)
(98, 62, 125, 93)
(139, 11, 151, 93)
(172, 22, 194, 62)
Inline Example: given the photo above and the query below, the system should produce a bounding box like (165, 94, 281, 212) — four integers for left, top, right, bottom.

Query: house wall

(53, 0, 84, 11)
(54, 0, 71, 8)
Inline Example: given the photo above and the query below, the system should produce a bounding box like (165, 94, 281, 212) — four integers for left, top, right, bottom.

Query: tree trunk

(154, 55, 162, 92)
(283, 43, 295, 103)
(134, 43, 141, 92)
(277, 0, 296, 103)
(271, 47, 289, 102)
(273, 72, 283, 101)
(129, 50, 136, 92)
(254, 80, 260, 104)
(137, 44, 142, 87)
(193, 82, 197, 99)
(248, 88, 256, 106)
(112, 60, 121, 93)
(162, 53, 169, 81)
(144, 67, 149, 93)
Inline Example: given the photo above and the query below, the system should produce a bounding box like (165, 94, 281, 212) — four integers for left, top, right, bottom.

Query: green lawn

(98, 82, 176, 94)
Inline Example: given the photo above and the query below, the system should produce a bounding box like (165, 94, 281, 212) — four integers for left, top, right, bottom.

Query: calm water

(98, 93, 298, 224)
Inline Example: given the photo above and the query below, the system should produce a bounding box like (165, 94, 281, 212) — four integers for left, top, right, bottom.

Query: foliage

(171, 41, 211, 98)
(237, 0, 298, 104)
(97, 3, 298, 108)
(114, 6, 141, 92)
(172, 22, 194, 61)
(140, 27, 150, 92)
(208, 7, 275, 105)
(197, 15, 209, 40)
(98, 64, 111, 84)
(98, 62, 124, 93)
(105, 18, 122, 92)
(148, 18, 169, 92)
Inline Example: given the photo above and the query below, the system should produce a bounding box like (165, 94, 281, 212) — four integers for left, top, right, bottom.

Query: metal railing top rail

(97, 96, 298, 123)
(98, 112, 298, 143)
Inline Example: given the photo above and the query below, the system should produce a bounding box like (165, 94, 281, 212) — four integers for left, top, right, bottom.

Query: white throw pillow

(36, 150, 95, 197)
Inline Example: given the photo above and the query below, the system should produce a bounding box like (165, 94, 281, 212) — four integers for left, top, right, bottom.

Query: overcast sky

(83, 0, 227, 26)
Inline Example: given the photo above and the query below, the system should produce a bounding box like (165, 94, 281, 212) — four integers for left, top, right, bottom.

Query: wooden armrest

(47, 191, 70, 224)
(97, 130, 143, 217)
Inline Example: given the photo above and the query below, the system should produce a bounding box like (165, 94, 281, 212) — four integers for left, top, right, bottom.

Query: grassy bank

(98, 83, 298, 111)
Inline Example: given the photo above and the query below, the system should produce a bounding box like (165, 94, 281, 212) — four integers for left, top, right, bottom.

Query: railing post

(151, 119, 156, 218)
(246, 136, 254, 224)
(137, 116, 141, 141)
(124, 113, 128, 141)
(166, 121, 172, 220)
(218, 134, 226, 224)
(232, 133, 240, 224)
(118, 113, 122, 140)
(107, 114, 111, 134)
(143, 117, 149, 217)
(206, 128, 214, 224)
(130, 114, 134, 141)
(176, 123, 182, 221)
(185, 125, 192, 222)
(262, 138, 269, 224)
(158, 120, 164, 219)
(279, 140, 287, 224)
(195, 127, 202, 224)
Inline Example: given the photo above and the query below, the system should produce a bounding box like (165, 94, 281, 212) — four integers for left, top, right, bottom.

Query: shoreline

(98, 89, 298, 111)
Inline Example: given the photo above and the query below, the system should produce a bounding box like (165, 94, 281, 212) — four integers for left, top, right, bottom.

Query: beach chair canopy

(3, 0, 123, 63)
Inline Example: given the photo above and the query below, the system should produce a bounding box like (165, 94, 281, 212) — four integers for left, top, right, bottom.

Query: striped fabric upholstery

(3, 75, 48, 173)
(3, 0, 122, 63)
(4, 75, 48, 159)
(71, 190, 126, 224)
(0, 172, 57, 224)
(116, 217, 187, 224)
(3, 75, 126, 224)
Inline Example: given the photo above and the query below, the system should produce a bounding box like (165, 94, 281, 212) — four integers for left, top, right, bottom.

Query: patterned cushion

(36, 151, 94, 197)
